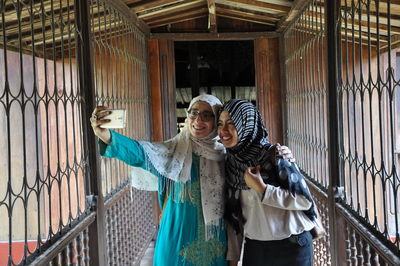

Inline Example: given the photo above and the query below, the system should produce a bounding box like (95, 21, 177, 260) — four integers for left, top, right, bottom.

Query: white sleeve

(261, 184, 312, 210)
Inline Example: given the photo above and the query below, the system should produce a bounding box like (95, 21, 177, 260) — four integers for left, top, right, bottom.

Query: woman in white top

(217, 99, 316, 266)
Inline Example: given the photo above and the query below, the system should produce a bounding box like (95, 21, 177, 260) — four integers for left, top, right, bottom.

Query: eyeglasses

(187, 109, 215, 122)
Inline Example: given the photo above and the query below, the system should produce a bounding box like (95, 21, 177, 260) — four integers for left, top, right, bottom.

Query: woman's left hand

(244, 166, 267, 194)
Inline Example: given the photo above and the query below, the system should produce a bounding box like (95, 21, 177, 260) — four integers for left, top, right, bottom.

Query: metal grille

(89, 0, 151, 196)
(1, 0, 154, 265)
(284, 0, 400, 264)
(88, 0, 155, 264)
(46, 228, 90, 266)
(105, 186, 155, 265)
(0, 1, 89, 265)
(307, 181, 330, 265)
(335, 203, 399, 265)
(33, 213, 95, 265)
(283, 0, 329, 188)
(338, 0, 400, 250)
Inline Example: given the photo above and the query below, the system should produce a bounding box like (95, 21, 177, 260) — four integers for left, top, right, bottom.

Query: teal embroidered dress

(99, 131, 227, 266)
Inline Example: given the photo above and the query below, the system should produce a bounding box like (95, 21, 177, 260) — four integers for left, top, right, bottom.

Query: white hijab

(131, 94, 226, 231)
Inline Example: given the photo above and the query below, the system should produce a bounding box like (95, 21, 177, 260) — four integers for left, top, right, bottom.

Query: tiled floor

(138, 241, 243, 265)
(139, 241, 154, 266)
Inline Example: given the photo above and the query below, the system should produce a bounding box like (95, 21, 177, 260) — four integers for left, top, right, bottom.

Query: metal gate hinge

(333, 186, 345, 199)
(86, 195, 98, 208)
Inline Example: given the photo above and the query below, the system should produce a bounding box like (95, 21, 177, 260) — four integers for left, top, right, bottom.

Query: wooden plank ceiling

(1, 0, 399, 54)
(126, 0, 400, 49)
(125, 0, 293, 32)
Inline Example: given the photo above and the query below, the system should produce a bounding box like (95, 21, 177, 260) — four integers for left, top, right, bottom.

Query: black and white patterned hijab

(222, 99, 274, 190)
(221, 99, 316, 232)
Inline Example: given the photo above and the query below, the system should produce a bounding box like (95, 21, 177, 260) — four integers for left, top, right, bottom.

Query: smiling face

(217, 110, 238, 148)
(188, 101, 215, 138)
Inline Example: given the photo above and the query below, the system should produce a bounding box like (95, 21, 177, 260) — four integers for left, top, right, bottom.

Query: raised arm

(90, 106, 147, 167)
(98, 130, 147, 168)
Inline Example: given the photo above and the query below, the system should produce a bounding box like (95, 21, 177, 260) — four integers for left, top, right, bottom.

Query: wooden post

(148, 39, 164, 142)
(159, 40, 177, 139)
(326, 0, 342, 264)
(75, 0, 106, 265)
(148, 39, 178, 226)
(254, 38, 283, 144)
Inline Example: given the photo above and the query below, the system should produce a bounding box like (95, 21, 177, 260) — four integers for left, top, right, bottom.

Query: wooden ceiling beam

(277, 0, 400, 33)
(2, 0, 77, 28)
(145, 7, 207, 25)
(217, 0, 291, 13)
(217, 3, 283, 19)
(380, 33, 400, 52)
(257, 0, 292, 6)
(208, 0, 217, 33)
(289, 15, 400, 40)
(218, 13, 276, 26)
(288, 22, 395, 47)
(124, 0, 142, 5)
(293, 9, 400, 35)
(338, 0, 400, 15)
(138, 0, 205, 20)
(150, 31, 278, 40)
(217, 7, 279, 25)
(147, 9, 209, 27)
(276, 0, 310, 32)
(217, 5, 281, 23)
(106, 0, 150, 34)
(130, 0, 184, 13)
(142, 5, 205, 22)
(149, 14, 208, 28)
(16, 18, 132, 48)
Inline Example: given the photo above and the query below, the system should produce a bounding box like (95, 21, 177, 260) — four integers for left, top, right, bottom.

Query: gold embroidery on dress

(179, 178, 225, 265)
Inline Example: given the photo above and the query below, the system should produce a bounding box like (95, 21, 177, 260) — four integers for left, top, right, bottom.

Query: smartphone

(100, 109, 127, 129)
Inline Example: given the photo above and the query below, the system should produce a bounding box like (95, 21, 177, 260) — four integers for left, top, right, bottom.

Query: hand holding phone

(100, 109, 127, 129)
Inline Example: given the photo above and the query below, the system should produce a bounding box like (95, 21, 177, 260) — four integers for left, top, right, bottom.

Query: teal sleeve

(98, 130, 146, 168)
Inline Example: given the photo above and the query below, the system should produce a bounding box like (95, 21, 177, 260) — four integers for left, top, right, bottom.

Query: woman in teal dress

(90, 95, 228, 266)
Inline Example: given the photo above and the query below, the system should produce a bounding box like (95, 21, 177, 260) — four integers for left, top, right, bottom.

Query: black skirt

(242, 231, 313, 266)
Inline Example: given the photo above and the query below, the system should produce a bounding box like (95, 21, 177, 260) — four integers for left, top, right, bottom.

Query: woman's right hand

(244, 165, 267, 194)
(90, 106, 112, 144)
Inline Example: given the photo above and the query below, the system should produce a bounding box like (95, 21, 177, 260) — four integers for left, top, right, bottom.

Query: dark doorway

(175, 41, 255, 127)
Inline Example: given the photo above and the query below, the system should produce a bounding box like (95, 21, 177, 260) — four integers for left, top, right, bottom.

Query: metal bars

(283, 0, 400, 264)
(307, 181, 331, 265)
(0, 0, 154, 265)
(89, 0, 151, 196)
(104, 186, 155, 265)
(284, 0, 329, 187)
(89, 0, 155, 264)
(0, 1, 88, 265)
(47, 231, 89, 266)
(338, 0, 400, 251)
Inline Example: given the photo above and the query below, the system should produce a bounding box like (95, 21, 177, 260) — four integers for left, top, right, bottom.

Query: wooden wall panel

(147, 39, 177, 225)
(148, 39, 164, 142)
(148, 39, 177, 140)
(254, 38, 283, 144)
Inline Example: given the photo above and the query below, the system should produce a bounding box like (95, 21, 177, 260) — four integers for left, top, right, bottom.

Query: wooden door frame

(149, 33, 284, 143)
